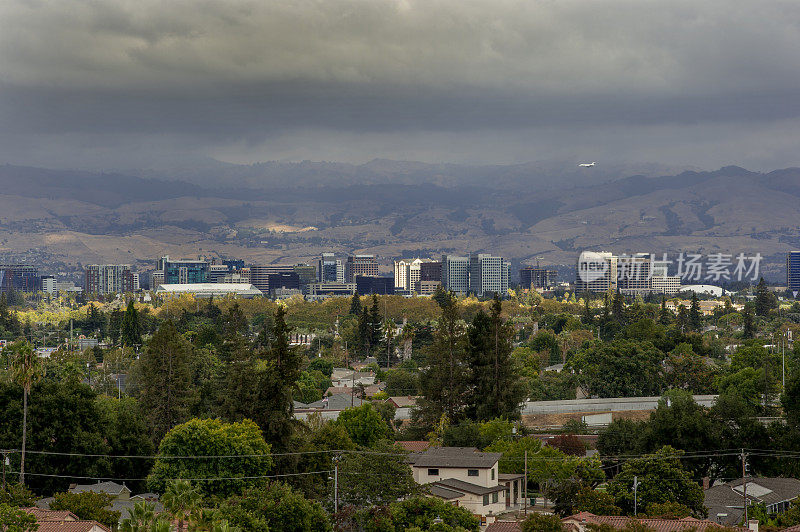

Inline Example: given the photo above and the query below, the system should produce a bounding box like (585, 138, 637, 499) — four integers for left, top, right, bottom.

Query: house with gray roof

(705, 477, 800, 526)
(408, 447, 523, 524)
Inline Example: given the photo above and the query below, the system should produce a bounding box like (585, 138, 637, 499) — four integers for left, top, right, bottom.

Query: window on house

(483, 495, 490, 506)
(492, 492, 499, 503)
(468, 469, 479, 477)
(491, 468, 495, 480)
(428, 469, 439, 476)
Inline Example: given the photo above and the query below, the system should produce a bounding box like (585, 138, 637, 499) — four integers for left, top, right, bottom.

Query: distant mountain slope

(0, 162, 796, 281)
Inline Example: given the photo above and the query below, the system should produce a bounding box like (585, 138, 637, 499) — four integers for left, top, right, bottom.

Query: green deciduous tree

(217, 482, 332, 532)
(606, 446, 705, 517)
(147, 418, 273, 497)
(568, 341, 663, 398)
(50, 491, 121, 529)
(336, 403, 391, 448)
(0, 503, 38, 532)
(521, 513, 565, 532)
(337, 441, 420, 507)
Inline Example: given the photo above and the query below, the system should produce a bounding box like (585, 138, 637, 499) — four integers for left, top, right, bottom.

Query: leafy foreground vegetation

(1, 283, 800, 529)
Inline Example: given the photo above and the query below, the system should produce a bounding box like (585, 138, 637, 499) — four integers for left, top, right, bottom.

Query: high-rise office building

(250, 264, 294, 294)
(208, 264, 231, 283)
(575, 251, 618, 293)
(159, 256, 210, 284)
(469, 254, 509, 297)
(85, 264, 136, 294)
(616, 253, 653, 295)
(519, 267, 558, 289)
(41, 275, 57, 295)
(788, 252, 800, 294)
(441, 255, 470, 294)
(394, 258, 431, 292)
(356, 275, 395, 295)
(0, 265, 38, 293)
(293, 264, 317, 288)
(345, 255, 378, 283)
(650, 259, 680, 295)
(318, 253, 344, 283)
(267, 272, 300, 295)
(420, 261, 442, 282)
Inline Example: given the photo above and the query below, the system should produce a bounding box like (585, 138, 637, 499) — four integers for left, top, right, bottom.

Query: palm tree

(7, 340, 44, 485)
(162, 479, 201, 531)
(120, 501, 158, 532)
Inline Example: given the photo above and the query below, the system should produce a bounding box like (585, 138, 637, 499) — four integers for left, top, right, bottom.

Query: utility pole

(1, 449, 8, 492)
(633, 476, 639, 516)
(741, 449, 748, 523)
(523, 450, 528, 516)
(334, 462, 339, 514)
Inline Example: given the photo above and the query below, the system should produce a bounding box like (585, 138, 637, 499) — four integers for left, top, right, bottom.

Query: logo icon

(578, 251, 609, 283)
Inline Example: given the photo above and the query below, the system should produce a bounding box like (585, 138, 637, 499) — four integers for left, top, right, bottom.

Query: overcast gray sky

(2, 0, 800, 170)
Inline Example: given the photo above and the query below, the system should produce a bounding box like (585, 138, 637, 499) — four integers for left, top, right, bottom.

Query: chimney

(748, 520, 759, 532)
(702, 476, 710, 490)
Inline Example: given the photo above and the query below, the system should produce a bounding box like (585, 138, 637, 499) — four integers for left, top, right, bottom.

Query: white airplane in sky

(578, 162, 596, 167)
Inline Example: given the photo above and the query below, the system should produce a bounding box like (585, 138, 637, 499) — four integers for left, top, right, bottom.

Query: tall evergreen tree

(121, 300, 142, 348)
(659, 297, 672, 326)
(349, 292, 362, 315)
(414, 295, 470, 426)
(254, 306, 303, 449)
(689, 293, 702, 332)
(676, 304, 689, 333)
(611, 290, 625, 324)
(369, 295, 382, 349)
(755, 277, 774, 317)
(743, 305, 756, 339)
(134, 321, 196, 443)
(358, 307, 372, 356)
(465, 297, 526, 421)
(582, 296, 593, 326)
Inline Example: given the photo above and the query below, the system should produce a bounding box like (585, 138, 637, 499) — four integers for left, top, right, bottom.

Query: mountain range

(0, 161, 796, 281)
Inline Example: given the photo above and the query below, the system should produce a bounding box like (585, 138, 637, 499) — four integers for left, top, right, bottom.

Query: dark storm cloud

(2, 0, 800, 168)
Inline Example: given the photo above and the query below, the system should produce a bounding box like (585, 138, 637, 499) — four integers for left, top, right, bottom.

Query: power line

(5, 469, 334, 482)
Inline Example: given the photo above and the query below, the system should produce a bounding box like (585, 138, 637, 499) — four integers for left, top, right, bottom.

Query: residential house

(23, 508, 111, 532)
(37, 481, 162, 522)
(408, 447, 523, 523)
(705, 477, 800, 527)
(293, 394, 367, 421)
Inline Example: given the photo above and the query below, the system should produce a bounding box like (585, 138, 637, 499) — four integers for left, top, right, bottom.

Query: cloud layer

(2, 0, 800, 169)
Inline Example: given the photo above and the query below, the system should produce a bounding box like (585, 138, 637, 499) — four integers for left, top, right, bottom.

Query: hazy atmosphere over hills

(0, 161, 797, 280)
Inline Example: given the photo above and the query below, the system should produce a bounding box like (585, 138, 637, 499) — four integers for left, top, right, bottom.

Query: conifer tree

(135, 320, 196, 443)
(465, 297, 526, 421)
(743, 305, 756, 339)
(121, 300, 142, 347)
(414, 295, 470, 426)
(689, 292, 702, 332)
(349, 292, 362, 315)
(659, 296, 672, 325)
(755, 277, 774, 317)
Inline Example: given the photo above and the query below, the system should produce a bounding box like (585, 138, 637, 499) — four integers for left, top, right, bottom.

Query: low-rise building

(408, 447, 522, 521)
(155, 283, 262, 298)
